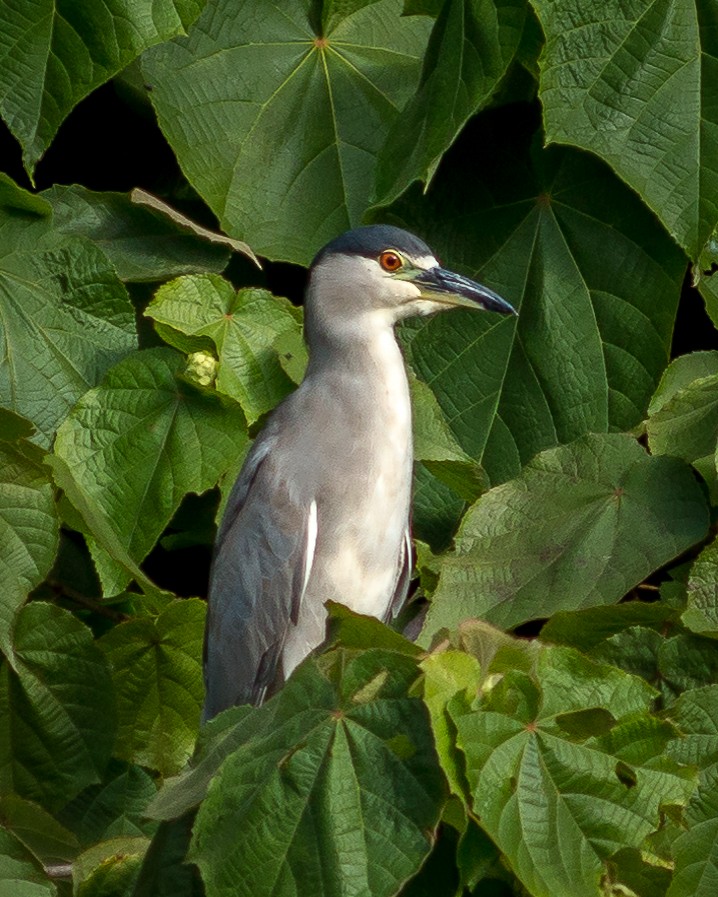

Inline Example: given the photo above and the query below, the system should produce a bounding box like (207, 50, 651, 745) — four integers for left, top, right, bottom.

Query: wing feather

(202, 434, 312, 720)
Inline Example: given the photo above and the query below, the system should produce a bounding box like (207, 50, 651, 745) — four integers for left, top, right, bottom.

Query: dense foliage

(1, 1, 718, 895)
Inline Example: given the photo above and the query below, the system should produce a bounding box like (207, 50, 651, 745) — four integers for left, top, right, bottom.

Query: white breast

(281, 315, 414, 677)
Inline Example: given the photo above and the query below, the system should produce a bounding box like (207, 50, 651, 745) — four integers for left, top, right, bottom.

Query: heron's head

(306, 225, 516, 338)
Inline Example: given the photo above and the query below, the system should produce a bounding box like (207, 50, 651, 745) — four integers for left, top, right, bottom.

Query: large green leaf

(132, 815, 203, 897)
(146, 275, 302, 424)
(72, 835, 149, 897)
(58, 761, 157, 847)
(425, 634, 694, 897)
(53, 348, 246, 569)
(0, 828, 55, 897)
(666, 686, 718, 897)
(386, 122, 685, 484)
(0, 603, 115, 810)
(190, 644, 445, 897)
(376, 0, 525, 204)
(99, 599, 205, 777)
(647, 352, 718, 497)
(44, 186, 230, 283)
(685, 538, 718, 637)
(531, 0, 718, 260)
(0, 0, 205, 174)
(421, 434, 709, 640)
(0, 795, 79, 865)
(0, 178, 137, 446)
(0, 439, 59, 656)
(142, 0, 432, 264)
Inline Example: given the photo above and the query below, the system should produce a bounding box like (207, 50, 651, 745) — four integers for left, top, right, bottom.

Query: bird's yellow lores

(202, 225, 516, 721)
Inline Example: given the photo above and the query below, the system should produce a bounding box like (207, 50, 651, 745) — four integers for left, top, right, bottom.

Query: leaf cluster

(1, 0, 718, 896)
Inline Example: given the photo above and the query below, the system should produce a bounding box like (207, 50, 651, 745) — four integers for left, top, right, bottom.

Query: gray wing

(202, 433, 312, 720)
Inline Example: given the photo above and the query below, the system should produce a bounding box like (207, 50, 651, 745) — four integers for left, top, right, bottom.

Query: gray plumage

(203, 225, 516, 720)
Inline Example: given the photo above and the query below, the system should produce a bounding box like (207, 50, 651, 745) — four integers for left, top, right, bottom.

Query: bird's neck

(304, 310, 411, 426)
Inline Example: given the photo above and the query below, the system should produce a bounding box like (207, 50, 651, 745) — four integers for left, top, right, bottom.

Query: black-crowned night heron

(203, 225, 516, 720)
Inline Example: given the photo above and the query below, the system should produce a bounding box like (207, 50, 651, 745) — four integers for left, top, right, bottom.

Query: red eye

(379, 250, 403, 272)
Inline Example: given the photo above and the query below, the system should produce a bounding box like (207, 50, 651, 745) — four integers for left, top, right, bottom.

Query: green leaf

(43, 186, 230, 283)
(58, 762, 158, 847)
(99, 599, 205, 777)
(0, 795, 79, 864)
(0, 174, 50, 216)
(0, 0, 205, 174)
(130, 188, 260, 268)
(0, 440, 59, 656)
(72, 836, 149, 897)
(421, 650, 481, 799)
(142, 0, 432, 264)
(668, 766, 718, 897)
(53, 347, 246, 570)
(666, 687, 718, 897)
(659, 633, 718, 703)
(608, 849, 672, 897)
(146, 275, 301, 424)
(0, 409, 36, 443)
(647, 353, 718, 497)
(648, 351, 718, 415)
(443, 644, 689, 897)
(411, 374, 487, 501)
(410, 368, 488, 546)
(685, 537, 718, 637)
(44, 455, 170, 606)
(190, 646, 445, 897)
(375, 0, 525, 204)
(0, 603, 115, 810)
(0, 828, 55, 897)
(386, 130, 685, 484)
(411, 462, 466, 550)
(667, 685, 718, 771)
(147, 706, 254, 822)
(421, 433, 709, 639)
(0, 195, 137, 446)
(132, 815, 203, 897)
(540, 602, 678, 653)
(531, 0, 718, 259)
(697, 229, 718, 327)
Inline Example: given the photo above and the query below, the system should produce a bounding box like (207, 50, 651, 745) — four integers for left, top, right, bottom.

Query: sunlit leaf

(426, 639, 693, 897)
(72, 836, 149, 897)
(53, 348, 246, 569)
(146, 275, 301, 424)
(99, 599, 205, 777)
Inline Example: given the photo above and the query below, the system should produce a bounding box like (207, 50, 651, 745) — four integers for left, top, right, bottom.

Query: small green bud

(186, 351, 218, 387)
